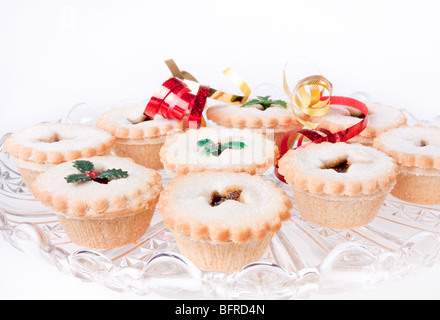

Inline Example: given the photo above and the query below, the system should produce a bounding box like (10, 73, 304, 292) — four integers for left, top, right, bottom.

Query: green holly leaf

(198, 138, 247, 157)
(241, 98, 265, 108)
(197, 138, 213, 148)
(221, 141, 247, 150)
(241, 95, 288, 110)
(73, 160, 94, 174)
(97, 168, 129, 180)
(65, 174, 92, 184)
(272, 99, 288, 108)
(65, 160, 128, 184)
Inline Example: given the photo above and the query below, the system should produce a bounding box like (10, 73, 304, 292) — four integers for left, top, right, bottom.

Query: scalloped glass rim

(1, 101, 440, 300)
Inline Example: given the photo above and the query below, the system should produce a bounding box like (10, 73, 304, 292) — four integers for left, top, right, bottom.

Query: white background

(1, 0, 440, 300)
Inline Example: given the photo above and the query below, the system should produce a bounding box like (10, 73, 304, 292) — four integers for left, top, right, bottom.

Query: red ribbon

(144, 77, 210, 129)
(274, 96, 369, 183)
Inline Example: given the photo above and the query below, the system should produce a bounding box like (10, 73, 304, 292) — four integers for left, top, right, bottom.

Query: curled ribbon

(283, 70, 333, 129)
(222, 67, 251, 103)
(144, 60, 251, 129)
(165, 59, 251, 104)
(274, 96, 369, 183)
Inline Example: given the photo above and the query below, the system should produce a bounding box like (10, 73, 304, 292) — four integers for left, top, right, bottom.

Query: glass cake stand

(1, 103, 440, 300)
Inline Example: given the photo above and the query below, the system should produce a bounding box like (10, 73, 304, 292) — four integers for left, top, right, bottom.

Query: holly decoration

(65, 160, 128, 184)
(241, 95, 288, 110)
(197, 138, 247, 157)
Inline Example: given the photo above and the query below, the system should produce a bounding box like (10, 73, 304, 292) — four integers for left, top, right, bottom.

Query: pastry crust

(56, 207, 157, 249)
(173, 232, 274, 273)
(312, 102, 407, 139)
(373, 124, 440, 170)
(96, 105, 184, 139)
(291, 185, 390, 229)
(206, 103, 301, 129)
(390, 166, 440, 205)
(33, 156, 162, 218)
(4, 122, 115, 164)
(157, 171, 292, 243)
(159, 127, 279, 176)
(278, 142, 398, 196)
(112, 136, 166, 170)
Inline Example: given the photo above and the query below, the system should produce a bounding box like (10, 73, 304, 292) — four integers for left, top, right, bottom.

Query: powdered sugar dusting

(209, 103, 294, 118)
(376, 125, 440, 156)
(164, 127, 276, 167)
(168, 171, 284, 226)
(15, 122, 113, 152)
(322, 102, 406, 129)
(100, 105, 178, 128)
(35, 156, 160, 216)
(291, 142, 396, 182)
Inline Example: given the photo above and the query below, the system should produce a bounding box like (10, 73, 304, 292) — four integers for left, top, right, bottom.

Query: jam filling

(38, 133, 62, 143)
(352, 113, 366, 119)
(418, 140, 428, 147)
(210, 188, 243, 207)
(323, 159, 350, 173)
(347, 107, 366, 119)
(128, 115, 153, 125)
(93, 178, 110, 184)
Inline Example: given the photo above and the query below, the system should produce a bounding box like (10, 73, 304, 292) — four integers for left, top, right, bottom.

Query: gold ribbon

(221, 67, 251, 103)
(165, 59, 250, 104)
(165, 59, 332, 129)
(283, 69, 333, 129)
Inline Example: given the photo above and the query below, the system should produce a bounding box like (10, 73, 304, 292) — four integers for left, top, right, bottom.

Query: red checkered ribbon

(144, 77, 209, 129)
(144, 60, 249, 129)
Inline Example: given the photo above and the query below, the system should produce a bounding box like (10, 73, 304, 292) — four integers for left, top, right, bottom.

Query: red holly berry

(86, 171, 98, 179)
